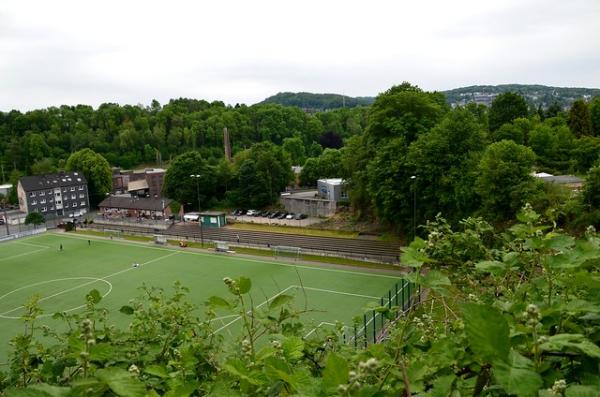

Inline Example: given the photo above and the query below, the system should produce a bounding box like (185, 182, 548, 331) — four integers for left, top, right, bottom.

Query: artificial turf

(0, 232, 403, 363)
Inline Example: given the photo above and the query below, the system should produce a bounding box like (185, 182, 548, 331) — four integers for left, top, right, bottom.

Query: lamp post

(410, 175, 417, 241)
(190, 174, 204, 247)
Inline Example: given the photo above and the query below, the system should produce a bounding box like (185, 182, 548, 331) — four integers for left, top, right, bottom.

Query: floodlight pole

(410, 175, 417, 241)
(190, 174, 204, 246)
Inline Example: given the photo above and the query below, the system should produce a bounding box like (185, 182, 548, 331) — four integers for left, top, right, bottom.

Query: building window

(80, 201, 86, 206)
(55, 192, 60, 196)
(29, 192, 36, 197)
(70, 187, 75, 191)
(72, 202, 77, 207)
(40, 199, 46, 204)
(79, 185, 84, 190)
(71, 194, 76, 199)
(39, 191, 45, 196)
(50, 206, 54, 210)
(32, 200, 37, 205)
(42, 207, 47, 212)
(79, 194, 84, 198)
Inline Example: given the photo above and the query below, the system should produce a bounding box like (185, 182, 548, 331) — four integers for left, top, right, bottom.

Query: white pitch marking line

(49, 232, 403, 280)
(208, 314, 239, 323)
(0, 278, 113, 319)
(304, 321, 346, 338)
(0, 248, 48, 262)
(0, 251, 180, 318)
(291, 285, 380, 300)
(211, 285, 296, 334)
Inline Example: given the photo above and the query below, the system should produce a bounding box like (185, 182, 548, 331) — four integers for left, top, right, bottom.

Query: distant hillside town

(262, 84, 600, 111)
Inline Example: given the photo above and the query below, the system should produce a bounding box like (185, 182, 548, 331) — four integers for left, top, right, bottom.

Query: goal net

(272, 245, 301, 261)
(215, 241, 230, 252)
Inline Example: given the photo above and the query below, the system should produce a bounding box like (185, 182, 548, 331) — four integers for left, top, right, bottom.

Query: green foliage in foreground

(1, 206, 599, 396)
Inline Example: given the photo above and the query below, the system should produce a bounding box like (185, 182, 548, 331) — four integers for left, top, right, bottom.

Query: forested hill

(262, 84, 600, 110)
(260, 92, 375, 111)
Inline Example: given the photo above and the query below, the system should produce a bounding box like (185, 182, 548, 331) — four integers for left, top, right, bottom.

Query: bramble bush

(1, 205, 599, 396)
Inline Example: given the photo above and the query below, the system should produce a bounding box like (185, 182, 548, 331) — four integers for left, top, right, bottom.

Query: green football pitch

(0, 233, 403, 362)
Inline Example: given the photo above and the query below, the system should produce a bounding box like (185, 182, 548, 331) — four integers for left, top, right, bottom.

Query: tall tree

(488, 92, 528, 132)
(476, 140, 538, 221)
(583, 165, 600, 208)
(162, 151, 216, 210)
(366, 82, 447, 145)
(567, 99, 593, 137)
(65, 149, 112, 207)
(407, 109, 486, 225)
(282, 137, 306, 166)
(588, 96, 600, 136)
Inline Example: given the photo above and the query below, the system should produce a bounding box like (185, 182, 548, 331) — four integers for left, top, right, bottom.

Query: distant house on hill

(17, 171, 90, 219)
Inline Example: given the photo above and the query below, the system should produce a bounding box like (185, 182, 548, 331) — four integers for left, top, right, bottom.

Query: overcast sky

(1, 0, 599, 111)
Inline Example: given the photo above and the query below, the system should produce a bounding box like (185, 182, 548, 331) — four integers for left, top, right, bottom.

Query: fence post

(363, 314, 368, 348)
(395, 283, 399, 306)
(388, 290, 392, 309)
(380, 297, 385, 329)
(372, 311, 376, 344)
(354, 324, 357, 349)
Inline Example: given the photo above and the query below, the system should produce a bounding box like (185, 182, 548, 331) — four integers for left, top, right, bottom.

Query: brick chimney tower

(223, 127, 232, 162)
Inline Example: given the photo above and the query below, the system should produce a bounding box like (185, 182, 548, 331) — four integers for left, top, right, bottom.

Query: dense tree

(162, 151, 216, 210)
(24, 211, 45, 226)
(282, 137, 306, 165)
(366, 82, 447, 145)
(567, 99, 593, 137)
(298, 149, 342, 186)
(318, 131, 343, 149)
(488, 92, 528, 132)
(476, 140, 538, 220)
(588, 96, 600, 136)
(545, 101, 563, 119)
(583, 165, 600, 208)
(65, 149, 112, 206)
(528, 123, 576, 173)
(230, 142, 292, 207)
(367, 137, 412, 228)
(407, 109, 486, 225)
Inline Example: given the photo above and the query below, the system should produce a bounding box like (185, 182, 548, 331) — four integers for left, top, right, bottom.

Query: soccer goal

(272, 245, 301, 261)
(215, 241, 230, 252)
(154, 235, 167, 245)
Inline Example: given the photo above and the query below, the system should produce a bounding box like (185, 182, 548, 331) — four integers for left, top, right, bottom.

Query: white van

(183, 212, 200, 222)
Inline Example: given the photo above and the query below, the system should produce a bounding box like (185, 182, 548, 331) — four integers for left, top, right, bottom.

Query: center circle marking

(0, 277, 113, 319)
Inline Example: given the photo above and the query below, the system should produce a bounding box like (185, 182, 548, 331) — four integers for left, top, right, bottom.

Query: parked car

(277, 212, 287, 219)
(268, 211, 280, 219)
(294, 213, 307, 220)
(231, 208, 240, 215)
(246, 209, 259, 216)
(285, 213, 294, 220)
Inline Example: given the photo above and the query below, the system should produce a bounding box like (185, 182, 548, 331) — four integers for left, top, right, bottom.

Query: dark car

(276, 212, 287, 219)
(269, 211, 280, 219)
(294, 213, 307, 220)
